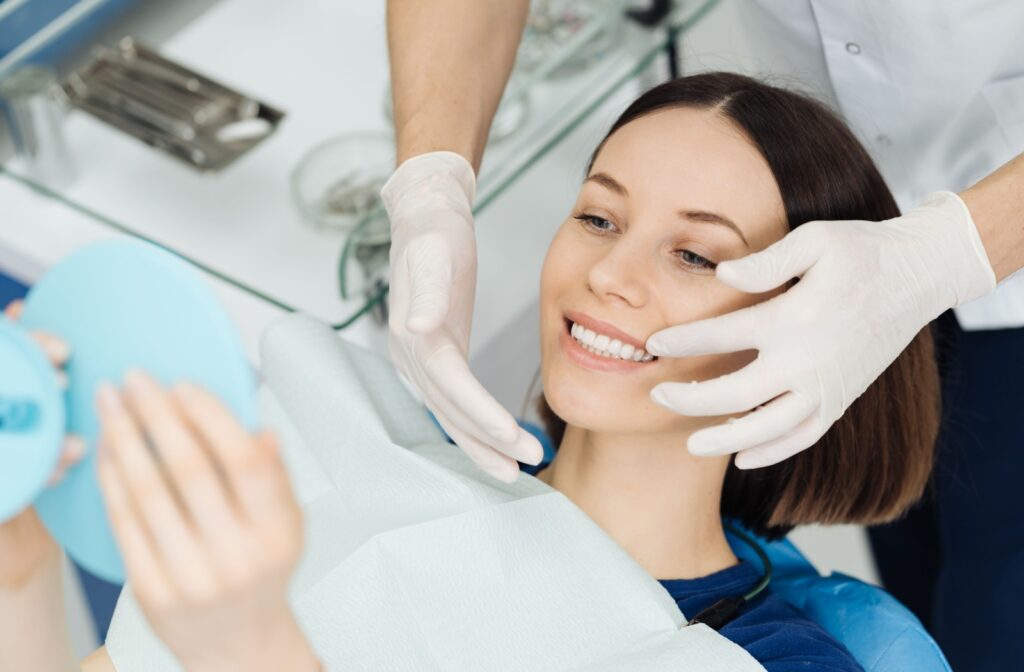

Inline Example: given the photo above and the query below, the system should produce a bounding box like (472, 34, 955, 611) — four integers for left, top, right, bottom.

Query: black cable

(625, 1, 681, 80)
(686, 523, 773, 631)
(626, 0, 673, 27)
(665, 31, 680, 79)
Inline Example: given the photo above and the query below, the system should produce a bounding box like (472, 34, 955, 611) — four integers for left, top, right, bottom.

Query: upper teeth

(570, 322, 655, 362)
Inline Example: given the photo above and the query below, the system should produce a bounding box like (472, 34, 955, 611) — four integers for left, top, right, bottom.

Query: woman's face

(540, 107, 789, 437)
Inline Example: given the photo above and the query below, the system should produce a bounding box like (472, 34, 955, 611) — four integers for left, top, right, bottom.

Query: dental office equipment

(290, 132, 393, 233)
(0, 240, 258, 582)
(62, 38, 283, 171)
(290, 131, 393, 325)
(0, 65, 76, 189)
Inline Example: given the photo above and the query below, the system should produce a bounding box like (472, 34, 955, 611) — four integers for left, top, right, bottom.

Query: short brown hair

(537, 73, 939, 539)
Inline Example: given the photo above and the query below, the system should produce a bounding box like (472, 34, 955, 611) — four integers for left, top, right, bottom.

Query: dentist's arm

(388, 0, 529, 170)
(962, 152, 1024, 281)
(647, 151, 1024, 469)
(383, 0, 543, 482)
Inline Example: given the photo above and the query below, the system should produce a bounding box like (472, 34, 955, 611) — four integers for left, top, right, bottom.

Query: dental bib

(105, 313, 765, 671)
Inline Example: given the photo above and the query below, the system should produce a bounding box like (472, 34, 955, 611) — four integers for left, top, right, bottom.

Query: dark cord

(724, 522, 772, 602)
(686, 523, 773, 630)
(626, 0, 673, 27)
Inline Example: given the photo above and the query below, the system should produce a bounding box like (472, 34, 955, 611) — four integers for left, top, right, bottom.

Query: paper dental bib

(106, 313, 765, 671)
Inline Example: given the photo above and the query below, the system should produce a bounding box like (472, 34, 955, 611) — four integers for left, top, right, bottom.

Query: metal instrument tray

(62, 38, 284, 172)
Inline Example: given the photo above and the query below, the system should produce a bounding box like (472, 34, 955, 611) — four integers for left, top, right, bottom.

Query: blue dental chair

(517, 420, 953, 672)
(725, 528, 951, 672)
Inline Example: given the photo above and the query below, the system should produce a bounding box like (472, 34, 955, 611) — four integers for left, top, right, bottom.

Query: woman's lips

(563, 310, 647, 351)
(559, 318, 656, 373)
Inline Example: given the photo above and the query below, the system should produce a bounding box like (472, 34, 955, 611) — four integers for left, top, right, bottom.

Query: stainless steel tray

(62, 37, 284, 172)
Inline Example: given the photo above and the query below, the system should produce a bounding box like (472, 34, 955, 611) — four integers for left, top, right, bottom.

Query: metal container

(0, 65, 77, 189)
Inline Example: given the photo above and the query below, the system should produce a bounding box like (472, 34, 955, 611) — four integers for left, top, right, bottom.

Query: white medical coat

(739, 0, 1024, 329)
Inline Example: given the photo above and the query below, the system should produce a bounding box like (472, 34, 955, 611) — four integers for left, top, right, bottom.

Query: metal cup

(0, 65, 77, 190)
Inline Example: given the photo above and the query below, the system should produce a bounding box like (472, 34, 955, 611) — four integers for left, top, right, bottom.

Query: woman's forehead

(589, 108, 788, 245)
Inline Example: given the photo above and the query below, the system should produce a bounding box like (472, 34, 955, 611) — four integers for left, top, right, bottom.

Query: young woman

(1, 73, 938, 671)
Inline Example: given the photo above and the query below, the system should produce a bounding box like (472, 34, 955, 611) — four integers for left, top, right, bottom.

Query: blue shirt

(519, 459, 863, 671)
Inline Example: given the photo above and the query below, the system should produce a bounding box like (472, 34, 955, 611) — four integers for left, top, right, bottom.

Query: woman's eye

(677, 249, 717, 271)
(574, 214, 617, 233)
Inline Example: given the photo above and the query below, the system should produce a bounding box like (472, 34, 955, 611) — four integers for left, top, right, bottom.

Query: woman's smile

(559, 310, 659, 373)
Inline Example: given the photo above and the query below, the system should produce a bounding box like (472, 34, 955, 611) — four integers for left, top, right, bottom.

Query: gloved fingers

(429, 405, 521, 483)
(645, 307, 760, 358)
(715, 221, 828, 293)
(733, 413, 825, 470)
(650, 358, 781, 417)
(686, 392, 817, 457)
(418, 368, 542, 465)
(403, 234, 455, 334)
(504, 429, 545, 467)
(423, 345, 521, 443)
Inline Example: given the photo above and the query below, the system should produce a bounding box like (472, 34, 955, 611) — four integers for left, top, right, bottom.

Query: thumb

(405, 235, 454, 334)
(717, 223, 827, 293)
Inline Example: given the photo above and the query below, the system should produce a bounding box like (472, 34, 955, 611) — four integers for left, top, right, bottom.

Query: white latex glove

(646, 191, 997, 469)
(381, 151, 544, 482)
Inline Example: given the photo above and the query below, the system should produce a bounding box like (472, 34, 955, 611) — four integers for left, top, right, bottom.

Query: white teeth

(568, 321, 654, 363)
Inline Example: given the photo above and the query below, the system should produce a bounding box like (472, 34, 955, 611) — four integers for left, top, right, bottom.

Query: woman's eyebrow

(679, 210, 750, 248)
(585, 172, 750, 247)
(584, 172, 628, 196)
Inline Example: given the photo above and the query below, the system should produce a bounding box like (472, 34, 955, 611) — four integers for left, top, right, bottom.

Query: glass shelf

(1, 0, 719, 330)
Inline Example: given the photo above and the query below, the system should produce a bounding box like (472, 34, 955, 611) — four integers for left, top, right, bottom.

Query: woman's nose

(586, 241, 649, 307)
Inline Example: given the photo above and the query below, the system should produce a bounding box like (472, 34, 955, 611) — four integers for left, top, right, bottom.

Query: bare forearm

(961, 151, 1024, 281)
(0, 549, 77, 672)
(387, 0, 530, 172)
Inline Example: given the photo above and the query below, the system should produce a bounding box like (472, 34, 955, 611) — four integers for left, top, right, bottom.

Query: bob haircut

(537, 72, 940, 539)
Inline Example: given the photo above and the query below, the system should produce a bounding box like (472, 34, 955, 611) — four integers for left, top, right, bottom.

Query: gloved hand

(381, 151, 543, 482)
(646, 191, 997, 469)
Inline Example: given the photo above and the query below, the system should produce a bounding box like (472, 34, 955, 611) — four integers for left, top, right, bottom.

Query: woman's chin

(545, 389, 652, 436)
